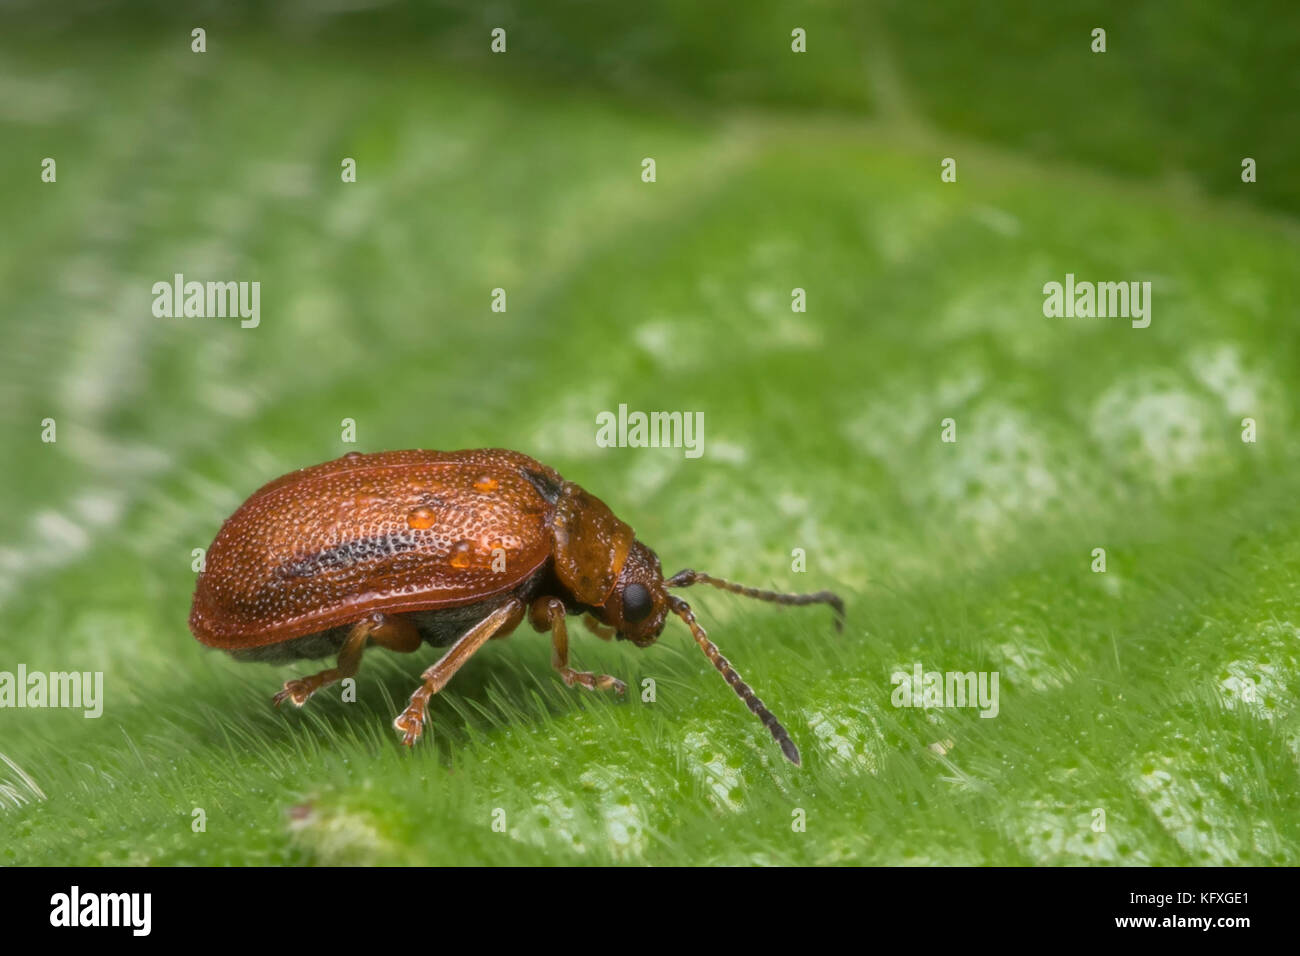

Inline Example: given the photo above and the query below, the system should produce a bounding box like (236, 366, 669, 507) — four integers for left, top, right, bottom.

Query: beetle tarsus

(559, 668, 627, 695)
(272, 679, 315, 708)
(393, 699, 428, 747)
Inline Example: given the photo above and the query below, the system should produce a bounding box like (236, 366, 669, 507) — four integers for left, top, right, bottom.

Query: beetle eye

(622, 582, 653, 623)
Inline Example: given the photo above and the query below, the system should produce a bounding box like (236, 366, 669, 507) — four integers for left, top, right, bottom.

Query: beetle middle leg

(393, 598, 525, 747)
(273, 612, 421, 708)
(533, 598, 626, 694)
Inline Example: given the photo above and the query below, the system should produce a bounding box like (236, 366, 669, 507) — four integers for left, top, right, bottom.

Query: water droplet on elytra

(449, 540, 474, 569)
(407, 507, 437, 530)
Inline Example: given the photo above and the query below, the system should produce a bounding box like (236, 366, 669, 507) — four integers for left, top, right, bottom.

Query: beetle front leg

(582, 615, 616, 641)
(394, 598, 524, 747)
(532, 597, 626, 695)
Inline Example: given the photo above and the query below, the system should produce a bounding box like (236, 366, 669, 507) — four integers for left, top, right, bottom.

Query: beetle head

(600, 540, 670, 646)
(548, 481, 670, 645)
(547, 474, 844, 766)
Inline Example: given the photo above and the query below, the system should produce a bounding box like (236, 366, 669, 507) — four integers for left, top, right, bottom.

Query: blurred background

(2, 1, 1298, 865)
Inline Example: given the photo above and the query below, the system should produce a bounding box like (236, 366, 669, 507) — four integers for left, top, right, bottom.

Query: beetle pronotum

(189, 449, 843, 764)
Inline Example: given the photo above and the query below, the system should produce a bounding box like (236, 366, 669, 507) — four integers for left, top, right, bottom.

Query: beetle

(189, 449, 843, 764)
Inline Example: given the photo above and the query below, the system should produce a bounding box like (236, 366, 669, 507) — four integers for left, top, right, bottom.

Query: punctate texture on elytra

(190, 449, 562, 647)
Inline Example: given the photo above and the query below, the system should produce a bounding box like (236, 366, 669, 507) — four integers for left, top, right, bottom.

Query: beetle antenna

(667, 595, 800, 766)
(665, 569, 844, 633)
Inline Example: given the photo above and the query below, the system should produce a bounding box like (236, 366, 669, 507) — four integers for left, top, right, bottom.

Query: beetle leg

(533, 597, 626, 695)
(393, 598, 524, 747)
(582, 615, 616, 642)
(272, 617, 374, 708)
(273, 612, 421, 708)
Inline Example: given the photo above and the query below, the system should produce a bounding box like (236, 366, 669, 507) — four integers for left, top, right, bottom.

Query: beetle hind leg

(272, 623, 367, 709)
(272, 613, 419, 708)
(535, 598, 626, 695)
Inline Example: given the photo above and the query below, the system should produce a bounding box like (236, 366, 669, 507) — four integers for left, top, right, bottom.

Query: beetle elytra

(189, 449, 843, 764)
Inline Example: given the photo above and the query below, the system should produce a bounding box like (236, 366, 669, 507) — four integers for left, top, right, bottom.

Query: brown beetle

(189, 449, 842, 764)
